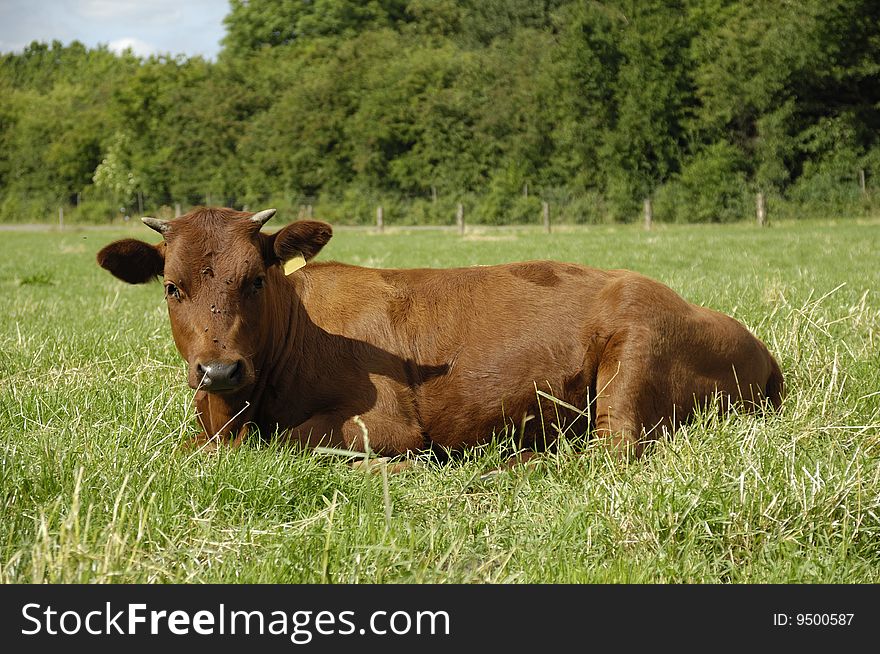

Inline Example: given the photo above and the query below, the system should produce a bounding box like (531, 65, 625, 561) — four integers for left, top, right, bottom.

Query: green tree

(93, 131, 140, 207)
(2, 0, 879, 224)
(222, 0, 410, 58)
(598, 1, 696, 220)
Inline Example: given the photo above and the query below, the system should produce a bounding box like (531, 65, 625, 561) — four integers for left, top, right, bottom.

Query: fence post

(58, 206, 64, 230)
(542, 201, 550, 234)
(376, 205, 384, 233)
(456, 202, 465, 236)
(174, 202, 181, 217)
(756, 191, 767, 227)
(859, 169, 866, 195)
(307, 204, 313, 219)
(523, 183, 529, 198)
(643, 197, 653, 230)
(431, 186, 437, 204)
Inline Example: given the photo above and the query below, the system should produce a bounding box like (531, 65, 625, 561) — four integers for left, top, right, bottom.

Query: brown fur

(97, 207, 783, 458)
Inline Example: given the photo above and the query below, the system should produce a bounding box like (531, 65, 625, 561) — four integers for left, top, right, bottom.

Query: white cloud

(108, 36, 159, 58)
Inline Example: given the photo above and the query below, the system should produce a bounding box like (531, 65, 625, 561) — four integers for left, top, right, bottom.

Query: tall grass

(1, 219, 878, 583)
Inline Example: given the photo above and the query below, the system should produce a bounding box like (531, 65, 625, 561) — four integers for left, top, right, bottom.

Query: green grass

(1, 218, 878, 583)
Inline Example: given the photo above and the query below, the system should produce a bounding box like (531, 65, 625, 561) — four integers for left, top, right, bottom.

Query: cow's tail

(765, 353, 784, 410)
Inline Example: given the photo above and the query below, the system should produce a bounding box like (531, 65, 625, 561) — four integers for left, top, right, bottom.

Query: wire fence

(3, 170, 877, 231)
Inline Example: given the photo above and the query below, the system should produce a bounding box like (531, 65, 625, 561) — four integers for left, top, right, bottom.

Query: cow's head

(97, 207, 332, 395)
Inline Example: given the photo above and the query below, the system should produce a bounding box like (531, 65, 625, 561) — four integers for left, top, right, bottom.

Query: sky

(0, 0, 229, 60)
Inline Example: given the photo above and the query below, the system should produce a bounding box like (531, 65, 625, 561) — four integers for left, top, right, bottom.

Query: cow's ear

(97, 239, 165, 284)
(270, 220, 333, 264)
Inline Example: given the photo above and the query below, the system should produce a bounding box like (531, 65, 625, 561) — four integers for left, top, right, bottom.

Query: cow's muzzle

(194, 359, 246, 392)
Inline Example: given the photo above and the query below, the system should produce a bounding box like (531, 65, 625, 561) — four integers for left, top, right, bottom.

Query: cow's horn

(142, 216, 170, 234)
(250, 208, 276, 226)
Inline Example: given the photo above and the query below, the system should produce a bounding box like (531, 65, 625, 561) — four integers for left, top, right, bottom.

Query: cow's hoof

(480, 451, 541, 480)
(351, 457, 415, 474)
(180, 434, 221, 453)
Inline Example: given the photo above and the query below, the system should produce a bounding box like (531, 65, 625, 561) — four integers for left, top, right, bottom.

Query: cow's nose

(196, 359, 244, 391)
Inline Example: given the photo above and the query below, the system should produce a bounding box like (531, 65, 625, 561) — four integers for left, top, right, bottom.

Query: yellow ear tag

(284, 251, 307, 276)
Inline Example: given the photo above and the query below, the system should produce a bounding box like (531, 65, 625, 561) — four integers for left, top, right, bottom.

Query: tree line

(1, 0, 878, 225)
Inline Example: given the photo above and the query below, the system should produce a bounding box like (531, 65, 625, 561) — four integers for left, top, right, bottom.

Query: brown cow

(97, 207, 783, 459)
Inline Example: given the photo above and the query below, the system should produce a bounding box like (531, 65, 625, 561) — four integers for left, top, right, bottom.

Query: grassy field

(1, 218, 878, 583)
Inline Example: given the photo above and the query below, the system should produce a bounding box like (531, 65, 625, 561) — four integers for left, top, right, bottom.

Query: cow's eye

(165, 282, 181, 300)
(253, 276, 265, 291)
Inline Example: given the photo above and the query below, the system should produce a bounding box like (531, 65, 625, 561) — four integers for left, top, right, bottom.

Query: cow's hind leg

(592, 330, 671, 460)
